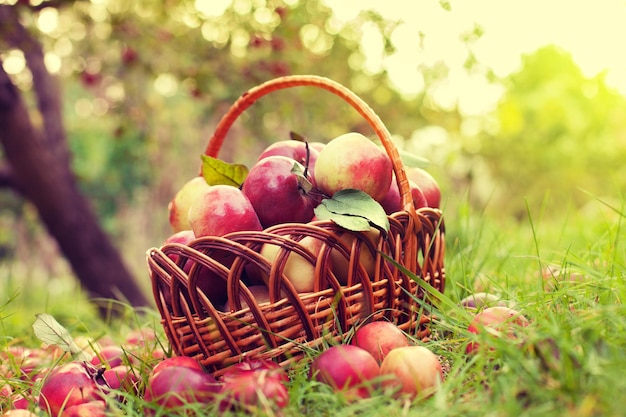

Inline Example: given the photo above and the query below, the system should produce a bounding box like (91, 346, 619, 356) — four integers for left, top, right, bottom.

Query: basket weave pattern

(146, 75, 445, 377)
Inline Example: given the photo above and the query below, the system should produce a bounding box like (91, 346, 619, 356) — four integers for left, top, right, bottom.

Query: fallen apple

(380, 346, 443, 399)
(219, 365, 289, 414)
(466, 306, 530, 354)
(314, 132, 393, 203)
(310, 345, 380, 400)
(351, 321, 410, 364)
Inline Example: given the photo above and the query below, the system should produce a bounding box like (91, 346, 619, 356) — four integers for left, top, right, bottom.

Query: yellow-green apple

(406, 167, 441, 208)
(351, 321, 410, 364)
(257, 140, 320, 182)
(459, 292, 504, 311)
(330, 228, 379, 285)
(188, 185, 262, 237)
(168, 176, 211, 233)
(2, 410, 40, 417)
(242, 156, 317, 228)
(310, 345, 380, 400)
(314, 132, 392, 203)
(380, 346, 443, 399)
(259, 236, 324, 293)
(465, 306, 530, 354)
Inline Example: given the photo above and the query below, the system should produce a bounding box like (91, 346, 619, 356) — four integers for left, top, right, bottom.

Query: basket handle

(203, 75, 414, 212)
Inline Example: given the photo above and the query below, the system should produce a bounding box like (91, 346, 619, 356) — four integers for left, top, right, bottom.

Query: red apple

(351, 321, 410, 364)
(466, 306, 530, 354)
(144, 365, 220, 413)
(381, 176, 428, 214)
(257, 140, 320, 181)
(219, 368, 289, 414)
(242, 156, 317, 228)
(188, 184, 262, 237)
(150, 356, 204, 380)
(168, 176, 211, 233)
(102, 365, 140, 395)
(310, 345, 380, 400)
(90, 345, 126, 369)
(223, 359, 288, 384)
(314, 132, 392, 203)
(380, 346, 443, 399)
(406, 167, 441, 208)
(38, 362, 105, 417)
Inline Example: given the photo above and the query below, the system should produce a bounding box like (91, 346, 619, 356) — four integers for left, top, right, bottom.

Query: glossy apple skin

(314, 132, 392, 203)
(406, 167, 441, 208)
(242, 156, 317, 228)
(150, 356, 204, 380)
(466, 306, 530, 354)
(351, 321, 410, 364)
(257, 140, 320, 182)
(188, 185, 262, 237)
(168, 176, 211, 233)
(380, 346, 443, 399)
(38, 362, 103, 417)
(310, 345, 380, 400)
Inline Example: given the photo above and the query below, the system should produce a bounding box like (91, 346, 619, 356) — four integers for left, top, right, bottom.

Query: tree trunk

(0, 5, 150, 316)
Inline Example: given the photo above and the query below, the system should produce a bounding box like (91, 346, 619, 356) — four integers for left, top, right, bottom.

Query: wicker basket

(146, 75, 445, 378)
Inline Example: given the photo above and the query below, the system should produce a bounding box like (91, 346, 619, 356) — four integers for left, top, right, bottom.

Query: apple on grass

(380, 346, 443, 400)
(188, 184, 262, 238)
(466, 306, 530, 354)
(314, 132, 393, 203)
(351, 321, 410, 364)
(310, 345, 380, 400)
(168, 176, 211, 233)
(242, 155, 318, 228)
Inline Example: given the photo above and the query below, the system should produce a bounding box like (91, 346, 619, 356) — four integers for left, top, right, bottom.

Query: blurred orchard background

(1, 0, 625, 317)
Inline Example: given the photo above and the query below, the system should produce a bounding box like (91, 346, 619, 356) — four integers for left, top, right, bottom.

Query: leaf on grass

(200, 155, 248, 187)
(314, 189, 390, 232)
(32, 313, 91, 361)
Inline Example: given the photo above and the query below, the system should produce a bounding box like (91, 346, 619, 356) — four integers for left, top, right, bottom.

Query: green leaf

(200, 155, 248, 187)
(314, 189, 390, 232)
(290, 161, 314, 193)
(32, 313, 91, 361)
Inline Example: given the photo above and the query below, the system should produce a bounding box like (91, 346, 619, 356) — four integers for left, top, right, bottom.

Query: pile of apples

(164, 131, 441, 309)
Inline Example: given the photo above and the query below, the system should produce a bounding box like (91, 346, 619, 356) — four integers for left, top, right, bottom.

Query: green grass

(1, 194, 626, 416)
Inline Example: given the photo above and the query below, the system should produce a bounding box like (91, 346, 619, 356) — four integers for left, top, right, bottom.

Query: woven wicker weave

(146, 75, 445, 377)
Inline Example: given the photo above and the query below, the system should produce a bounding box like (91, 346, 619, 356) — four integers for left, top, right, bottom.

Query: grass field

(1, 194, 625, 416)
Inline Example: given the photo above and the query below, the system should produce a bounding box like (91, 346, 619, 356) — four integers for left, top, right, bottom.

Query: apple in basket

(314, 132, 393, 203)
(257, 139, 320, 183)
(168, 176, 211, 233)
(188, 184, 262, 237)
(406, 167, 441, 209)
(258, 235, 325, 293)
(242, 155, 318, 228)
(330, 228, 379, 285)
(380, 175, 429, 215)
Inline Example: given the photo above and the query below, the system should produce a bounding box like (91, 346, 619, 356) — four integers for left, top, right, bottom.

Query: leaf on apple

(32, 313, 92, 361)
(290, 161, 314, 193)
(315, 189, 390, 233)
(200, 155, 248, 187)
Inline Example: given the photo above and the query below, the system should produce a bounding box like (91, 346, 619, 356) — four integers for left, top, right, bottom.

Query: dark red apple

(310, 345, 380, 400)
(188, 185, 262, 237)
(406, 167, 441, 208)
(381, 176, 428, 214)
(379, 346, 443, 399)
(466, 306, 530, 354)
(351, 321, 410, 364)
(144, 365, 220, 413)
(242, 156, 317, 228)
(102, 365, 140, 394)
